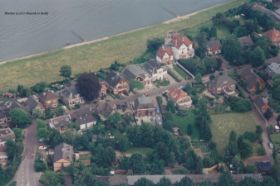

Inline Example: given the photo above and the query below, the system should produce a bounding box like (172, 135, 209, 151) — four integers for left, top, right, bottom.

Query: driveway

(14, 122, 41, 186)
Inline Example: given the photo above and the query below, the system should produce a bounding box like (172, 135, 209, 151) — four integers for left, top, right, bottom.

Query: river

(0, 0, 231, 61)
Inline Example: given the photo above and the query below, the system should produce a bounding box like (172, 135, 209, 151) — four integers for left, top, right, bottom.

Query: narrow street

(14, 122, 41, 186)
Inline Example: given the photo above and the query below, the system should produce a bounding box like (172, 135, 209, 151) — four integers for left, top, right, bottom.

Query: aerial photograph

(0, 0, 280, 185)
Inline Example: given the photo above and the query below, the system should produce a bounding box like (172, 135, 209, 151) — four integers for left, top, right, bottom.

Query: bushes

(228, 97, 251, 113)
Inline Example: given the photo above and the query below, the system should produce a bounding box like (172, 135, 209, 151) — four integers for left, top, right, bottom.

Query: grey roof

(122, 65, 148, 80)
(60, 84, 79, 99)
(70, 108, 96, 125)
(49, 115, 71, 130)
(238, 65, 263, 90)
(105, 71, 125, 87)
(0, 128, 15, 142)
(209, 74, 236, 89)
(21, 96, 40, 113)
(267, 63, 280, 74)
(93, 101, 116, 118)
(135, 95, 155, 109)
(143, 60, 162, 75)
(54, 143, 74, 162)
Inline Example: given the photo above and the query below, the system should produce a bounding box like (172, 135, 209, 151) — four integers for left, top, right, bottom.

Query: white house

(144, 60, 167, 81)
(156, 46, 174, 66)
(165, 32, 194, 60)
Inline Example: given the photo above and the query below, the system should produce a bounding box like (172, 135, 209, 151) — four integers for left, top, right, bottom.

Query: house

(134, 95, 161, 125)
(39, 91, 59, 109)
(264, 28, 280, 46)
(70, 108, 96, 131)
(60, 84, 84, 108)
(0, 108, 9, 128)
(256, 161, 272, 174)
(165, 32, 195, 60)
(238, 65, 265, 94)
(206, 40, 222, 55)
(266, 63, 280, 78)
(253, 95, 270, 113)
(156, 46, 174, 65)
(105, 72, 129, 95)
(238, 35, 254, 47)
(53, 143, 74, 172)
(93, 101, 116, 120)
(208, 74, 237, 96)
(143, 60, 167, 81)
(48, 114, 72, 133)
(168, 88, 192, 109)
(122, 65, 152, 88)
(0, 128, 15, 151)
(0, 152, 8, 168)
(100, 81, 109, 97)
(17, 96, 44, 114)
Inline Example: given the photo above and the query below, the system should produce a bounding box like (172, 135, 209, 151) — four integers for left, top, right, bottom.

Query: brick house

(105, 71, 129, 95)
(208, 74, 237, 96)
(252, 96, 270, 114)
(165, 32, 195, 60)
(60, 84, 85, 108)
(264, 28, 280, 46)
(143, 60, 168, 81)
(156, 46, 174, 65)
(168, 88, 192, 109)
(53, 143, 74, 172)
(238, 65, 265, 94)
(48, 115, 72, 133)
(39, 91, 59, 109)
(206, 40, 222, 55)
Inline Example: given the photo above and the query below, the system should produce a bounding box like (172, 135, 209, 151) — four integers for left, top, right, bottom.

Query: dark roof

(122, 65, 148, 80)
(256, 162, 272, 172)
(70, 108, 96, 125)
(208, 74, 236, 89)
(238, 35, 254, 47)
(20, 96, 40, 113)
(143, 60, 163, 75)
(105, 71, 125, 87)
(54, 143, 74, 162)
(60, 84, 79, 99)
(93, 101, 116, 118)
(49, 115, 72, 130)
(253, 96, 267, 108)
(238, 65, 263, 90)
(207, 39, 222, 52)
(39, 91, 58, 102)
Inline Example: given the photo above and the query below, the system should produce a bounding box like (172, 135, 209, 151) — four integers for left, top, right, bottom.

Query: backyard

(211, 112, 257, 154)
(0, 0, 245, 89)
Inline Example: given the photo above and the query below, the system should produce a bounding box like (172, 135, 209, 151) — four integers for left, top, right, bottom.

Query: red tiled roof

(156, 46, 173, 59)
(207, 40, 222, 52)
(171, 33, 193, 49)
(264, 28, 280, 44)
(168, 88, 189, 102)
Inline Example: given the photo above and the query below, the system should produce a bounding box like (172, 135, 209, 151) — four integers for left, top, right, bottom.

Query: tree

(175, 177, 194, 186)
(134, 178, 155, 186)
(32, 82, 47, 93)
(222, 37, 243, 65)
(10, 108, 32, 128)
(5, 140, 18, 160)
(249, 47, 265, 67)
(17, 85, 31, 97)
(147, 38, 164, 54)
(272, 75, 280, 101)
(239, 177, 260, 186)
(195, 99, 212, 141)
(166, 100, 176, 113)
(76, 72, 101, 102)
(228, 97, 251, 113)
(218, 172, 235, 186)
(39, 171, 63, 186)
(157, 177, 172, 186)
(60, 65, 72, 78)
(130, 153, 146, 174)
(238, 136, 253, 159)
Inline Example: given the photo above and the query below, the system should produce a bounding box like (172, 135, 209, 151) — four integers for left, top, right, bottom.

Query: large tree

(147, 38, 164, 54)
(222, 37, 242, 65)
(249, 46, 265, 67)
(10, 108, 32, 128)
(39, 171, 64, 186)
(272, 75, 280, 101)
(76, 72, 101, 102)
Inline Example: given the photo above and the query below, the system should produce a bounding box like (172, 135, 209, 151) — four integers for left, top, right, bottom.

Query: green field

(211, 112, 257, 154)
(0, 0, 245, 90)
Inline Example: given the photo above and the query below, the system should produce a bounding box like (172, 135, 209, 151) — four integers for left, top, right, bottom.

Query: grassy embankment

(0, 0, 245, 90)
(211, 112, 257, 154)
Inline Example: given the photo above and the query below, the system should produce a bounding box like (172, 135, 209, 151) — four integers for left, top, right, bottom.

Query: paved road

(14, 122, 41, 186)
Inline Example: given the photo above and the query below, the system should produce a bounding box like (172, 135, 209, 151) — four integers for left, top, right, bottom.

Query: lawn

(0, 0, 245, 90)
(125, 147, 153, 156)
(211, 112, 257, 154)
(169, 111, 199, 139)
(271, 133, 280, 162)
